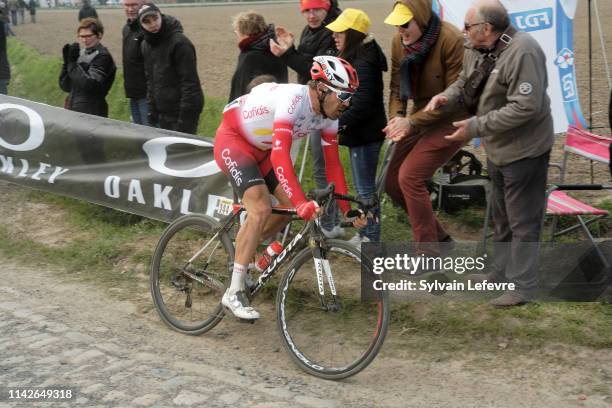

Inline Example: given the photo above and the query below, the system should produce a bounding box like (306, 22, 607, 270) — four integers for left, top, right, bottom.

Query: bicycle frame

(215, 203, 317, 298)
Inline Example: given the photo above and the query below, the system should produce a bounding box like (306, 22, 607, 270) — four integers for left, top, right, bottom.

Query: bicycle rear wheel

(276, 239, 389, 380)
(150, 214, 234, 335)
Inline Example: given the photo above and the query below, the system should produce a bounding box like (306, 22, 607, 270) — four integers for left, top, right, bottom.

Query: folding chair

(482, 125, 612, 267)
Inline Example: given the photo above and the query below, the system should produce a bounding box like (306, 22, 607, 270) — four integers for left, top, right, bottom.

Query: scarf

(399, 13, 441, 101)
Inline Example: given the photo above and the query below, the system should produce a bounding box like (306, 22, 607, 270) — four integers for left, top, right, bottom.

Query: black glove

(62, 43, 71, 63)
(68, 43, 80, 62)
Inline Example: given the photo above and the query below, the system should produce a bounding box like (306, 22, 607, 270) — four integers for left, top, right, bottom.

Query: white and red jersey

(220, 83, 350, 212)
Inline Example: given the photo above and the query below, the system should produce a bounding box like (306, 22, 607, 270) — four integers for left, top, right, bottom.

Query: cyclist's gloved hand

(345, 209, 368, 229)
(296, 200, 320, 221)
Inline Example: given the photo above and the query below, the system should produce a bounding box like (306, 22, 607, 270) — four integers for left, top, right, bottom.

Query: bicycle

(150, 183, 390, 380)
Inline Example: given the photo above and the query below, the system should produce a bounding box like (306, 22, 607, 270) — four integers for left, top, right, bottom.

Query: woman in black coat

(228, 11, 287, 102)
(327, 8, 387, 244)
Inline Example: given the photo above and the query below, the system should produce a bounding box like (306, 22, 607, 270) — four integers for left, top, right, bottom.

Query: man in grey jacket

(426, 0, 554, 307)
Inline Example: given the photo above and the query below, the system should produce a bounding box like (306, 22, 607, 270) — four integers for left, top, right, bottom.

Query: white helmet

(310, 55, 359, 93)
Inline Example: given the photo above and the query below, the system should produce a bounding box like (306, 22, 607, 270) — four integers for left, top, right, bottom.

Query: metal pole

(588, 0, 593, 130)
(593, 0, 612, 90)
(281, 135, 311, 245)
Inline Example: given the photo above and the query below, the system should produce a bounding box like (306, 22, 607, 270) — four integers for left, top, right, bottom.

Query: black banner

(0, 96, 234, 222)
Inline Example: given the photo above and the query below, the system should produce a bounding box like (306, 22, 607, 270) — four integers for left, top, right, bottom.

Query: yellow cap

(326, 8, 371, 34)
(384, 2, 414, 26)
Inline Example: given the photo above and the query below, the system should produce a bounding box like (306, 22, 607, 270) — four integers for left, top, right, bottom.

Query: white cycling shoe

(222, 289, 260, 320)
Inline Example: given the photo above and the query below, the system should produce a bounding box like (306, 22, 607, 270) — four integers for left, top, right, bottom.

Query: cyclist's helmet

(310, 56, 359, 93)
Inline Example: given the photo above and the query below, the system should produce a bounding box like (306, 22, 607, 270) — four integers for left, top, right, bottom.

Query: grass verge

(3, 40, 612, 355)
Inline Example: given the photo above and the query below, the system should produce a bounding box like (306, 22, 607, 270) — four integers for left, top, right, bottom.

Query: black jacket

(338, 37, 388, 147)
(59, 43, 116, 117)
(229, 24, 288, 102)
(78, 5, 97, 21)
(0, 20, 9, 81)
(280, 2, 340, 84)
(122, 17, 146, 99)
(141, 15, 204, 133)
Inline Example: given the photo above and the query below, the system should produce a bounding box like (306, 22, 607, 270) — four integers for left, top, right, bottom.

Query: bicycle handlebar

(308, 183, 380, 228)
(308, 183, 379, 210)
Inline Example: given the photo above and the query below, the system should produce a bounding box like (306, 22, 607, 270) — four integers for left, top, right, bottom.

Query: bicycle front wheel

(276, 239, 389, 380)
(151, 214, 234, 335)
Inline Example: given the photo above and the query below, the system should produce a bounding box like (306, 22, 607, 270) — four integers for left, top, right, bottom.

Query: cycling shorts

(214, 108, 279, 198)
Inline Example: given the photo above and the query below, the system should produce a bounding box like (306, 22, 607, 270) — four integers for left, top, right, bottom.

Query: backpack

(428, 150, 490, 213)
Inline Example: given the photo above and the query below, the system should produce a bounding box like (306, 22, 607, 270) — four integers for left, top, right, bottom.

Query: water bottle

(254, 241, 283, 272)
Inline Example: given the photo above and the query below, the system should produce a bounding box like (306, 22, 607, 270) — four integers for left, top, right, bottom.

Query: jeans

(350, 141, 383, 242)
(0, 79, 9, 95)
(310, 130, 339, 231)
(488, 151, 550, 296)
(4, 21, 15, 36)
(129, 98, 149, 126)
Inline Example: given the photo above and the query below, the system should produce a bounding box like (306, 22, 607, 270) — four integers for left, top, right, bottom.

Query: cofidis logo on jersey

(242, 105, 270, 119)
(510, 8, 553, 32)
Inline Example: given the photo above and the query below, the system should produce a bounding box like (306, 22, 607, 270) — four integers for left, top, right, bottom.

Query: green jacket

(441, 31, 554, 166)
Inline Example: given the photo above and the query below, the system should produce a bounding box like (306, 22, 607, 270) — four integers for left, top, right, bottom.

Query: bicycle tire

(276, 239, 390, 380)
(150, 214, 234, 335)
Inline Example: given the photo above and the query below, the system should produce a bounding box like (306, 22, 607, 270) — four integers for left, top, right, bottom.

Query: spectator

(27, 0, 34, 23)
(228, 10, 287, 102)
(426, 0, 554, 306)
(122, 0, 148, 125)
(326, 8, 387, 244)
(59, 17, 116, 116)
(16, 0, 24, 24)
(78, 0, 97, 22)
(139, 3, 204, 134)
(7, 0, 17, 26)
(269, 0, 344, 239)
(382, 0, 465, 259)
(0, 12, 9, 95)
(0, 1, 15, 36)
(59, 18, 116, 164)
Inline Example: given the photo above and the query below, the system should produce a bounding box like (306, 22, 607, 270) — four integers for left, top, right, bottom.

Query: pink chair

(546, 126, 611, 267)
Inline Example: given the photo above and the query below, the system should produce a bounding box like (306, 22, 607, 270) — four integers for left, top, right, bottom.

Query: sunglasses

(322, 84, 353, 103)
(398, 20, 411, 29)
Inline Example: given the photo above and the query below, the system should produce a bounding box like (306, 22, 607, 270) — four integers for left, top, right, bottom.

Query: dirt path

(0, 182, 611, 407)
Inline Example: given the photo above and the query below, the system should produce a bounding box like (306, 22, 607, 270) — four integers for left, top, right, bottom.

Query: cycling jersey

(214, 82, 350, 213)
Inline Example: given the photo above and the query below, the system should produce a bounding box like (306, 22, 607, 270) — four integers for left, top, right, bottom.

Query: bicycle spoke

(151, 215, 234, 335)
(277, 241, 389, 379)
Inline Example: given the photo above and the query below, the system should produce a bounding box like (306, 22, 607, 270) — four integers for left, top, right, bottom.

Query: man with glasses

(426, 0, 554, 307)
(122, 0, 149, 125)
(382, 0, 465, 264)
(213, 56, 366, 320)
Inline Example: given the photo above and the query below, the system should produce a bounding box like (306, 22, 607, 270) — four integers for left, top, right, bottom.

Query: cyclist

(214, 55, 367, 320)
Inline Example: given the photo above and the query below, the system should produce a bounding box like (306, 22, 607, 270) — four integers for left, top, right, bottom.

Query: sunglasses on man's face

(322, 84, 353, 103)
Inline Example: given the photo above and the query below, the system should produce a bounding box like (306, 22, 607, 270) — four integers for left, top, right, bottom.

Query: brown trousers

(384, 124, 462, 253)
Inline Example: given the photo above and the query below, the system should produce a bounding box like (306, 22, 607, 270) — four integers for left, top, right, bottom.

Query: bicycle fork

(312, 245, 339, 312)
